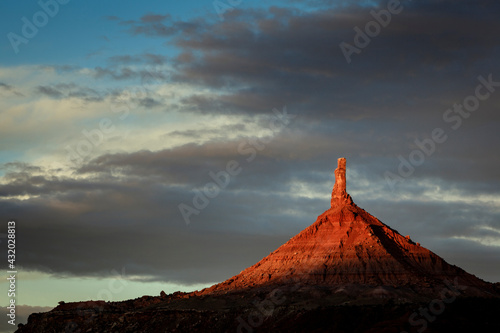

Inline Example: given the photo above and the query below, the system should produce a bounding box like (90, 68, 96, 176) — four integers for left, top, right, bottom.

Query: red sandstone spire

(201, 157, 492, 297)
(331, 157, 353, 208)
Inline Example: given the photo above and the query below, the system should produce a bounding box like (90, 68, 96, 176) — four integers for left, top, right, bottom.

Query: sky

(1, 0, 500, 330)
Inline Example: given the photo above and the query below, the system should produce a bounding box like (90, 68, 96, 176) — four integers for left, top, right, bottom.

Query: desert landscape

(16, 159, 500, 332)
(1, 1, 500, 332)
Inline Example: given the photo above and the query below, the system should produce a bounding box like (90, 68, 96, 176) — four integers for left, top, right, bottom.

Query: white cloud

(451, 235, 500, 247)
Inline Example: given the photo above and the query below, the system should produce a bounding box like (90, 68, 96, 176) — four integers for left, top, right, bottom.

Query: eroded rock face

(331, 157, 353, 207)
(203, 158, 493, 296)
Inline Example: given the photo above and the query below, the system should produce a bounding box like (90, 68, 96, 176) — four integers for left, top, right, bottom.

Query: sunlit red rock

(203, 158, 493, 296)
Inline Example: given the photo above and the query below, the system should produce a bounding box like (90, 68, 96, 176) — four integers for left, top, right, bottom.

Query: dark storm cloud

(115, 0, 500, 188)
(137, 97, 162, 108)
(75, 139, 293, 187)
(1, 162, 44, 179)
(36, 85, 63, 98)
(102, 0, 500, 127)
(35, 84, 105, 102)
(2, 124, 500, 283)
(2, 130, 338, 282)
(116, 0, 500, 125)
(0, 153, 313, 283)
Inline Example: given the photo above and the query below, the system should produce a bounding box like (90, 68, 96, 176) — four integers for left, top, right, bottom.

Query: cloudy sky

(1, 0, 500, 327)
